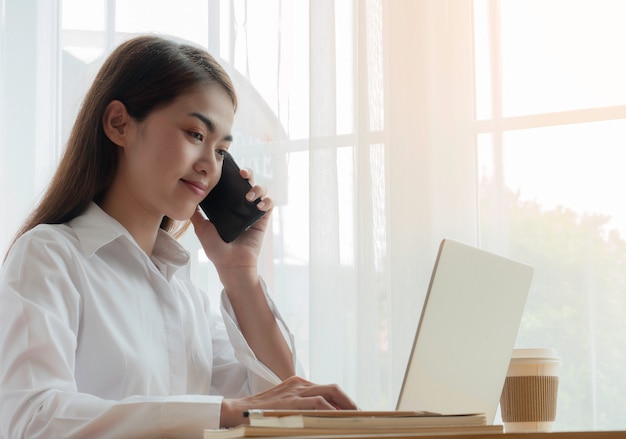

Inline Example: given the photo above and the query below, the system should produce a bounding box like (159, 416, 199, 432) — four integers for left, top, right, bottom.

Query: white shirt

(0, 203, 295, 439)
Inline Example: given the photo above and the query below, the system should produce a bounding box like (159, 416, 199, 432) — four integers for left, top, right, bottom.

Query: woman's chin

(168, 205, 198, 222)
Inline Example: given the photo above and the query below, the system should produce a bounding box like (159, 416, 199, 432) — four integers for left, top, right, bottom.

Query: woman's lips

(181, 179, 208, 198)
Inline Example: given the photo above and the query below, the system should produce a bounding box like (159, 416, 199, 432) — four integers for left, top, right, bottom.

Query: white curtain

(214, 0, 478, 408)
(2, 0, 626, 431)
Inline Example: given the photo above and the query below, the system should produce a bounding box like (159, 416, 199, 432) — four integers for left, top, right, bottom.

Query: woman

(0, 35, 355, 438)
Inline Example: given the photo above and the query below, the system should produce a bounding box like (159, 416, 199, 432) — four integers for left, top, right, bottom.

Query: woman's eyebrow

(190, 112, 233, 142)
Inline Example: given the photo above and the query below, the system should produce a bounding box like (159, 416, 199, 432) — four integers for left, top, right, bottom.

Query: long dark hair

(8, 35, 237, 254)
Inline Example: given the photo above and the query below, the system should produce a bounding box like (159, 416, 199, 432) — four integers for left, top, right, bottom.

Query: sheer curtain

(2, 0, 625, 432)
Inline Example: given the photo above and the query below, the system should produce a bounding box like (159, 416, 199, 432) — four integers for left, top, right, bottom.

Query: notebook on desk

(396, 238, 533, 424)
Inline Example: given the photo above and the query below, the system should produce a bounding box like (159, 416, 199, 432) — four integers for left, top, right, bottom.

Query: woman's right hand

(220, 376, 358, 428)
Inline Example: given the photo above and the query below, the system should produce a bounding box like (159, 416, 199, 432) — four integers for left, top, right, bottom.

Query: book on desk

(203, 410, 503, 439)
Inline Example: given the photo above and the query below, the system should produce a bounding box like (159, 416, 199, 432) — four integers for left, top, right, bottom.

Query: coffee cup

(500, 348, 561, 433)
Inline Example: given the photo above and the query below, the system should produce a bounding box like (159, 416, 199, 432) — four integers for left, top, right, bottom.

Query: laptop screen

(396, 239, 533, 424)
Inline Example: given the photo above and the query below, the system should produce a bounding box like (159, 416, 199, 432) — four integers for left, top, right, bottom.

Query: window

(475, 0, 626, 429)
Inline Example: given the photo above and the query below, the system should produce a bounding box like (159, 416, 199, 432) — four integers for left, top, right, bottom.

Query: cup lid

(511, 348, 561, 363)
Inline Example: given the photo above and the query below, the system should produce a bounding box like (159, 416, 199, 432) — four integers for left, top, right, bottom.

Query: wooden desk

(295, 432, 626, 439)
(368, 432, 626, 439)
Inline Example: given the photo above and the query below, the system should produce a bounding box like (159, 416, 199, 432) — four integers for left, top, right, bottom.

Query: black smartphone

(199, 151, 266, 243)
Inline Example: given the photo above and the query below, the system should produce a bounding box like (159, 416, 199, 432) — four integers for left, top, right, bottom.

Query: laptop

(395, 238, 533, 424)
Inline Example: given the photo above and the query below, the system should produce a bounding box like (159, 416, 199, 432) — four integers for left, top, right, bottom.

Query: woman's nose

(194, 149, 221, 178)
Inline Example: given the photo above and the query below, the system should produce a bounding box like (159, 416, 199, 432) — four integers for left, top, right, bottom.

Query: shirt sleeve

(0, 230, 222, 439)
(211, 279, 300, 396)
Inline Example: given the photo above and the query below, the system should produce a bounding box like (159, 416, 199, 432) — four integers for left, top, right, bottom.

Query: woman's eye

(188, 131, 204, 142)
(216, 149, 227, 158)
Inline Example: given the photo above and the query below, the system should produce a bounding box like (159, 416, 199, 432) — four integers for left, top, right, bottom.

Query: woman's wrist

(220, 399, 246, 428)
(218, 268, 261, 297)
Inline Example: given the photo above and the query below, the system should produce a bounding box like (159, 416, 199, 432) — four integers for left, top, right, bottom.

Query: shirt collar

(69, 202, 190, 275)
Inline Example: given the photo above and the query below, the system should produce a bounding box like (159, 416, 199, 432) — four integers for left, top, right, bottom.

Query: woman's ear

(102, 100, 130, 147)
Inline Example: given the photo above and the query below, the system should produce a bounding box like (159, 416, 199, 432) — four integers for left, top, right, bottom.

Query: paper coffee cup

(500, 348, 561, 433)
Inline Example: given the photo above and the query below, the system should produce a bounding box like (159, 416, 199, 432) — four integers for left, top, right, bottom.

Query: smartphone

(199, 151, 266, 243)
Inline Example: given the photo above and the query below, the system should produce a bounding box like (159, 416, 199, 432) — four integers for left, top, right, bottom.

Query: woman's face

(116, 83, 235, 222)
